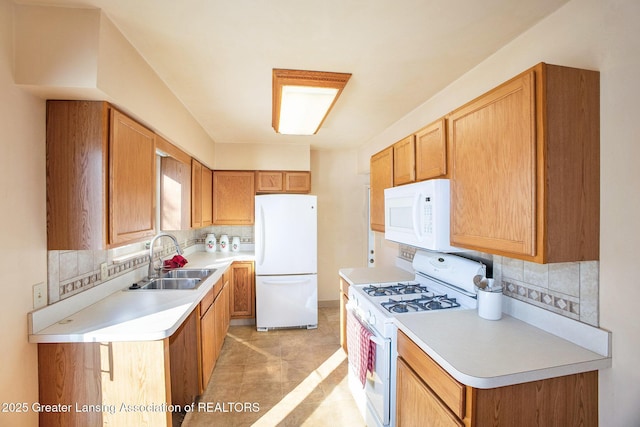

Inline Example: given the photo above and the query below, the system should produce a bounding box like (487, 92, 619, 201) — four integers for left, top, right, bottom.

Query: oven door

(346, 304, 392, 427)
(364, 329, 392, 427)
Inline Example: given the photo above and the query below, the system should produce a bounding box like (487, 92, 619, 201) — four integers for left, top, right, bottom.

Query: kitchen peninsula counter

(396, 309, 611, 389)
(28, 251, 254, 343)
(338, 267, 611, 390)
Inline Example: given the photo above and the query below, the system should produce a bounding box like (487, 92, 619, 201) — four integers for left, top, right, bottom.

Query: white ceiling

(17, 0, 570, 150)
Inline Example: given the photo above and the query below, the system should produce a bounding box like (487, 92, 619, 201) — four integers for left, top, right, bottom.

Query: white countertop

(28, 251, 254, 343)
(339, 266, 612, 389)
(396, 310, 610, 389)
(338, 266, 414, 285)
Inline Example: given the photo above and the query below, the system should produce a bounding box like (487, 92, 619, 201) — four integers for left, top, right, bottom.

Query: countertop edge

(396, 322, 612, 389)
(28, 251, 254, 343)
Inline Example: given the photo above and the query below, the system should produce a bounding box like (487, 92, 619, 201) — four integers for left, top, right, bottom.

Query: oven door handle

(369, 335, 388, 346)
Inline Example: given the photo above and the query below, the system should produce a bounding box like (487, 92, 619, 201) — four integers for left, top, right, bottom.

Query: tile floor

(182, 306, 365, 427)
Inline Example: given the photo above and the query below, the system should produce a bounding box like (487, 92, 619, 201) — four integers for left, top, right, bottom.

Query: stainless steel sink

(128, 268, 216, 290)
(129, 278, 201, 290)
(161, 268, 216, 279)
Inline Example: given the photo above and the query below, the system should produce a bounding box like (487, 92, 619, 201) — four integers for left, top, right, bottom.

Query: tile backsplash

(495, 256, 599, 327)
(399, 245, 599, 327)
(47, 225, 254, 304)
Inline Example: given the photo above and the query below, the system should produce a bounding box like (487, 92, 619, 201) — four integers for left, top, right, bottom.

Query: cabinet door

(213, 171, 255, 225)
(229, 261, 255, 318)
(396, 358, 464, 427)
(160, 156, 191, 231)
(393, 135, 416, 185)
(340, 283, 349, 354)
(256, 171, 284, 192)
(416, 118, 447, 181)
(169, 310, 200, 408)
(222, 273, 231, 334)
(449, 71, 536, 257)
(109, 109, 156, 246)
(191, 159, 203, 228)
(370, 146, 393, 232)
(46, 100, 108, 250)
(200, 302, 216, 389)
(214, 289, 226, 355)
(201, 166, 213, 226)
(285, 171, 311, 193)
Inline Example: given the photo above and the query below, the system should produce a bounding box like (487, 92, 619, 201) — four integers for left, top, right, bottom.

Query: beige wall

(358, 0, 640, 423)
(214, 142, 310, 171)
(0, 1, 45, 425)
(311, 149, 369, 301)
(13, 4, 216, 165)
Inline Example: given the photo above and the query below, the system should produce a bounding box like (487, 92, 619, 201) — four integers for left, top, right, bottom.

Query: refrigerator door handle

(257, 205, 265, 266)
(261, 278, 313, 286)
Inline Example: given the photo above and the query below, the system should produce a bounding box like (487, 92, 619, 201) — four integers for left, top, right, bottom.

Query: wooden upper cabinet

(393, 135, 416, 186)
(256, 171, 311, 193)
(370, 146, 394, 232)
(201, 166, 213, 226)
(191, 159, 203, 228)
(415, 118, 448, 181)
(213, 171, 255, 225)
(190, 159, 213, 228)
(46, 101, 155, 250)
(256, 171, 283, 192)
(109, 110, 156, 245)
(449, 63, 599, 263)
(159, 137, 192, 231)
(285, 171, 311, 193)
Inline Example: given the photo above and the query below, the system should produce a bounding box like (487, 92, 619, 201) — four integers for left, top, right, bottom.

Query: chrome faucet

(148, 232, 183, 278)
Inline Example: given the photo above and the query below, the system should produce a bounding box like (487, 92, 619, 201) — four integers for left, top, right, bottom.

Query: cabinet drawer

(397, 330, 466, 419)
(200, 287, 215, 315)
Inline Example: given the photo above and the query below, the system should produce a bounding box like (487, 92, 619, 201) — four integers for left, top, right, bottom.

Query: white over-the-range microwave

(384, 179, 461, 252)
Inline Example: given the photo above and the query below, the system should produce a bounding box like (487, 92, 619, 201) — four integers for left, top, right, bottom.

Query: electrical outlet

(33, 283, 46, 309)
(100, 262, 108, 281)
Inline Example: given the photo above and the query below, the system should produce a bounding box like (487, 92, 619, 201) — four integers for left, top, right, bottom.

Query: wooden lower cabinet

(169, 310, 200, 408)
(229, 261, 255, 318)
(37, 271, 234, 427)
(200, 277, 230, 390)
(397, 358, 463, 427)
(396, 330, 598, 427)
(339, 278, 349, 354)
(38, 339, 173, 427)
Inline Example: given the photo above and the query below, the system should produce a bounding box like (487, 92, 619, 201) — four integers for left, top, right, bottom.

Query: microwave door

(413, 191, 425, 242)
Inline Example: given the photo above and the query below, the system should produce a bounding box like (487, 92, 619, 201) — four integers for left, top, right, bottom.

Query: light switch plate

(100, 263, 108, 281)
(33, 282, 46, 309)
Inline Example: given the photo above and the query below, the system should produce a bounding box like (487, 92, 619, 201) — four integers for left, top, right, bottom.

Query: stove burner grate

(381, 294, 460, 313)
(362, 282, 430, 297)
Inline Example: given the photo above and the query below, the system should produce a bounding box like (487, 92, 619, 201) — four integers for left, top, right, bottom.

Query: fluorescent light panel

(272, 69, 351, 135)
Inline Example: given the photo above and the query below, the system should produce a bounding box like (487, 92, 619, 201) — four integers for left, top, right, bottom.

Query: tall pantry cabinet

(46, 101, 156, 249)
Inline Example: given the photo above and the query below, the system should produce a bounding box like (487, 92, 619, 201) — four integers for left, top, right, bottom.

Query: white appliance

(346, 251, 485, 427)
(255, 194, 318, 331)
(384, 179, 460, 252)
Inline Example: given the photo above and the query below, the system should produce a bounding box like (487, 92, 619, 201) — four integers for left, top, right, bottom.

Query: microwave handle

(413, 192, 424, 240)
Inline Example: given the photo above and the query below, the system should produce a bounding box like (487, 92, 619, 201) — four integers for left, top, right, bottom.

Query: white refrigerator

(255, 194, 318, 331)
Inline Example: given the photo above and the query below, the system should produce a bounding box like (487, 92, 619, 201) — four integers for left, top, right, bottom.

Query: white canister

(231, 236, 240, 252)
(205, 233, 217, 253)
(477, 286, 503, 320)
(219, 234, 230, 252)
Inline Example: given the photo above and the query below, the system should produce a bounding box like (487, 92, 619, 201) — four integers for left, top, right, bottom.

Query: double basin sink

(128, 268, 216, 291)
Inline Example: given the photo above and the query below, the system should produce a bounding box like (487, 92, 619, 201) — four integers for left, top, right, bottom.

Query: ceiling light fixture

(272, 69, 351, 135)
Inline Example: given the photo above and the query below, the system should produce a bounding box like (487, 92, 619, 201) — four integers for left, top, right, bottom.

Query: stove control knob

(368, 311, 376, 324)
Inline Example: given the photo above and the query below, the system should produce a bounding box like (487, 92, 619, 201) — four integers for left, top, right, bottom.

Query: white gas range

(346, 251, 485, 427)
